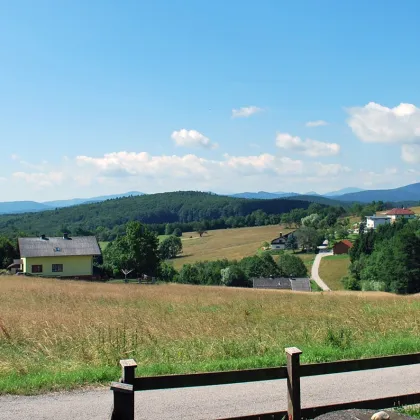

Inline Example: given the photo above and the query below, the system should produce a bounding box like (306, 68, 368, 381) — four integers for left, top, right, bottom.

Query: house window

(32, 265, 43, 273)
(52, 264, 63, 273)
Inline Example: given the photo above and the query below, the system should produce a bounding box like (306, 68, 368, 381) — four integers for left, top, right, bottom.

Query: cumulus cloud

(231, 106, 263, 118)
(276, 132, 340, 157)
(171, 129, 217, 149)
(306, 120, 328, 127)
(313, 163, 351, 177)
(401, 144, 420, 164)
(347, 102, 420, 143)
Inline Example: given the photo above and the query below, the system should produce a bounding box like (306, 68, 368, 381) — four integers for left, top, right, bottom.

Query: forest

(0, 191, 325, 239)
(346, 218, 420, 294)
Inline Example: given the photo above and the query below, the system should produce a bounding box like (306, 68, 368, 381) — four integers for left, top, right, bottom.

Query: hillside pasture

(319, 254, 351, 290)
(1, 276, 420, 394)
(172, 225, 292, 269)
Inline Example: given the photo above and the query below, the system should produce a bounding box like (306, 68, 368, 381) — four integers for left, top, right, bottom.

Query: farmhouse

(252, 277, 311, 292)
(333, 239, 353, 255)
(385, 208, 415, 221)
(18, 234, 101, 278)
(270, 231, 294, 250)
(366, 208, 416, 230)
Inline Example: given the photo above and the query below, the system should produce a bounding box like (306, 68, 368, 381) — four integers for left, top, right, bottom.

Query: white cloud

(276, 132, 340, 157)
(313, 163, 351, 177)
(231, 106, 263, 118)
(12, 171, 65, 188)
(347, 102, 420, 143)
(171, 129, 217, 149)
(10, 154, 19, 161)
(306, 120, 328, 127)
(401, 144, 420, 164)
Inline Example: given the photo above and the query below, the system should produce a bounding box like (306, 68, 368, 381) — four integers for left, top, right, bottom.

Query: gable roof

(18, 236, 101, 258)
(385, 208, 414, 215)
(335, 239, 353, 248)
(252, 277, 310, 292)
(270, 231, 295, 244)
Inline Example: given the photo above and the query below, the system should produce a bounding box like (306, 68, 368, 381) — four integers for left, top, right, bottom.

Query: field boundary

(110, 349, 420, 420)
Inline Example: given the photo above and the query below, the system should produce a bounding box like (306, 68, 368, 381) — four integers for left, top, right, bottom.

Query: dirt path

(311, 251, 333, 291)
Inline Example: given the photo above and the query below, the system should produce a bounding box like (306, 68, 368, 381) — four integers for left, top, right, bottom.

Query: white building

(365, 215, 390, 230)
(366, 208, 416, 230)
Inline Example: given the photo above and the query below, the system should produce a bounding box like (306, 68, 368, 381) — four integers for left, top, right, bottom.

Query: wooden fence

(110, 348, 420, 420)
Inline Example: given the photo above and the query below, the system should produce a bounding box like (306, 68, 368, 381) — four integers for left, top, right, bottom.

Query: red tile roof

(340, 239, 353, 248)
(385, 208, 414, 215)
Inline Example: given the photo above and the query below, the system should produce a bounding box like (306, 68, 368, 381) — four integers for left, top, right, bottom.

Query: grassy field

(1, 276, 420, 395)
(172, 225, 292, 269)
(319, 254, 351, 290)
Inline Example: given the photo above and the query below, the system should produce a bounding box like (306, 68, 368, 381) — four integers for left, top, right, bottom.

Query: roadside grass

(310, 280, 322, 292)
(396, 405, 420, 418)
(319, 254, 350, 290)
(1, 276, 420, 394)
(172, 225, 292, 269)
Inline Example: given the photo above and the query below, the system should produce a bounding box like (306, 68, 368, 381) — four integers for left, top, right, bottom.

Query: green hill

(0, 191, 330, 239)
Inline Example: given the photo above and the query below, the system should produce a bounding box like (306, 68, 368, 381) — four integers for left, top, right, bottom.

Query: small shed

(333, 239, 353, 255)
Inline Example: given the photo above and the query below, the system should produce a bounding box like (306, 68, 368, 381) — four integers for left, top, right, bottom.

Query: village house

(333, 239, 353, 255)
(365, 208, 416, 230)
(18, 234, 101, 279)
(270, 231, 295, 250)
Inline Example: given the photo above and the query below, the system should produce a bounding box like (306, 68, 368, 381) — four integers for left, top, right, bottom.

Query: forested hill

(0, 191, 331, 238)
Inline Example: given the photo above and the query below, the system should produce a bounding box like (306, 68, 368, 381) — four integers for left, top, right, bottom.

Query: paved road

(311, 251, 333, 291)
(1, 365, 419, 420)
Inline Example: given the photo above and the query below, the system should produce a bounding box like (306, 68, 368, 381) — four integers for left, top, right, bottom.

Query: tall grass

(0, 276, 419, 394)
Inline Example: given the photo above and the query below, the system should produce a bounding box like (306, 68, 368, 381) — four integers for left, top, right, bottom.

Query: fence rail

(110, 349, 420, 420)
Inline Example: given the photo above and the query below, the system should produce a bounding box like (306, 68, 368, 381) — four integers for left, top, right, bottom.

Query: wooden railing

(110, 348, 420, 420)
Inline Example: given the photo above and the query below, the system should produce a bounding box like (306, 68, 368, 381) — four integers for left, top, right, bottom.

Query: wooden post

(285, 347, 302, 420)
(120, 359, 137, 384)
(111, 359, 137, 420)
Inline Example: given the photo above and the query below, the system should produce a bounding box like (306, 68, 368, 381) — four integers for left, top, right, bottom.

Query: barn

(333, 239, 353, 255)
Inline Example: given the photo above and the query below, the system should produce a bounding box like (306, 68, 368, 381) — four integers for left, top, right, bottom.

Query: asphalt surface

(311, 251, 333, 291)
(1, 365, 419, 420)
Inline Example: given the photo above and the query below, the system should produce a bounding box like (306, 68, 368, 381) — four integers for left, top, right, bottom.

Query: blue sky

(2, 0, 420, 201)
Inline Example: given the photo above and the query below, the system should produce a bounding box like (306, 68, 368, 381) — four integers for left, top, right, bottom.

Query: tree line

(344, 218, 420, 294)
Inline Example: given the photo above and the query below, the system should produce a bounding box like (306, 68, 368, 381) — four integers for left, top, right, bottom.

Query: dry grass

(319, 255, 350, 290)
(409, 206, 420, 215)
(173, 225, 292, 269)
(1, 276, 420, 394)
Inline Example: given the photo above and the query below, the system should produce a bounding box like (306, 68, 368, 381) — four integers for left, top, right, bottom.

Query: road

(311, 251, 333, 291)
(1, 365, 419, 420)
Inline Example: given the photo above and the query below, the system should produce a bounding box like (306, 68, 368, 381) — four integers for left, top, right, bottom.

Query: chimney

(279, 232, 283, 238)
(40, 234, 46, 240)
(63, 233, 69, 240)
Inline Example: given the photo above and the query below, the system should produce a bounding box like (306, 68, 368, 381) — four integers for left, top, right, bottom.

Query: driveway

(311, 251, 333, 291)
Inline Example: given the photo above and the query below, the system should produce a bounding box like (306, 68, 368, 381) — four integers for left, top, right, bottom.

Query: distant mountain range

(2, 183, 420, 215)
(0, 191, 144, 215)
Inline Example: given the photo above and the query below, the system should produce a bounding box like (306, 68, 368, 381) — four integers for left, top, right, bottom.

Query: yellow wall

(22, 255, 93, 277)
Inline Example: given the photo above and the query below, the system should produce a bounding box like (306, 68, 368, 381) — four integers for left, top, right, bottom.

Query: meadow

(168, 225, 292, 269)
(1, 276, 420, 395)
(319, 254, 351, 290)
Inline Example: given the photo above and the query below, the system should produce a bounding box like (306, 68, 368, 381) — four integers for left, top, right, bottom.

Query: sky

(2, 0, 420, 201)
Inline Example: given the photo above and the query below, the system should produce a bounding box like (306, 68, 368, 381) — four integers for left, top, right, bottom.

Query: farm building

(333, 239, 353, 255)
(252, 277, 311, 292)
(270, 231, 295, 250)
(18, 234, 101, 279)
(366, 208, 416, 230)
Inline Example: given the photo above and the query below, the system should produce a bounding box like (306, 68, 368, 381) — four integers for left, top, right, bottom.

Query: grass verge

(1, 277, 420, 394)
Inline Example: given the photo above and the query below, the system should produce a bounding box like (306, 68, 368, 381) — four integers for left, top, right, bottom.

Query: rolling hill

(0, 201, 52, 215)
(338, 182, 420, 203)
(0, 191, 324, 238)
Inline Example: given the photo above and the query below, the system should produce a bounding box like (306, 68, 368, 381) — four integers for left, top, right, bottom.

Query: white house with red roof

(365, 208, 416, 230)
(384, 208, 415, 221)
